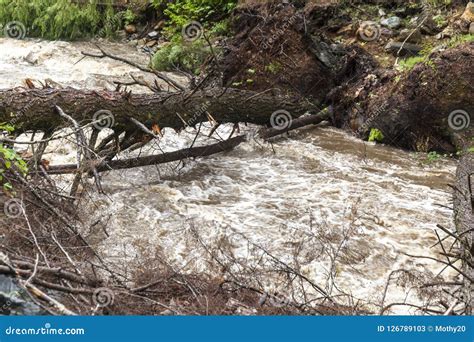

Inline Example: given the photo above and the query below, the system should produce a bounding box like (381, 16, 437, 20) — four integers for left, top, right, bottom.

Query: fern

(0, 0, 120, 40)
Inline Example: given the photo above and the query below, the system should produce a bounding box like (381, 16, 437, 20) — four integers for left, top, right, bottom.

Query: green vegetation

(398, 56, 426, 72)
(151, 38, 214, 74)
(398, 34, 473, 73)
(425, 0, 452, 8)
(150, 0, 237, 75)
(446, 34, 474, 49)
(432, 14, 447, 28)
(265, 62, 282, 74)
(151, 0, 236, 35)
(0, 123, 28, 191)
(0, 0, 125, 39)
(368, 128, 384, 143)
(397, 43, 435, 72)
(426, 151, 442, 163)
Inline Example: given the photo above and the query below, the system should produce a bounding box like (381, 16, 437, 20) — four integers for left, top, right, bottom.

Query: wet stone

(381, 17, 401, 30)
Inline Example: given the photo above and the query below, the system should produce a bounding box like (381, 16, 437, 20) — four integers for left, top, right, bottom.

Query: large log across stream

(0, 87, 314, 132)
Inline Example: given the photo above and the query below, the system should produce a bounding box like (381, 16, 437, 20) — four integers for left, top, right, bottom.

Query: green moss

(368, 128, 384, 143)
(265, 62, 282, 74)
(398, 56, 426, 71)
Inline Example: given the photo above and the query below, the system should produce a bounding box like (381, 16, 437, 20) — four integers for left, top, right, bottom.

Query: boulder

(436, 26, 456, 40)
(385, 41, 422, 56)
(461, 2, 474, 23)
(147, 31, 159, 39)
(124, 24, 137, 35)
(397, 28, 422, 43)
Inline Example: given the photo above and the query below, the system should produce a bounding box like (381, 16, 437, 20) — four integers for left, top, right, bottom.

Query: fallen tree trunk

(453, 153, 474, 314)
(0, 87, 314, 133)
(44, 110, 331, 174)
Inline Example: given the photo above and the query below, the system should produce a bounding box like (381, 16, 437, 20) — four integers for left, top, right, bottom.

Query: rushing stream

(0, 38, 458, 314)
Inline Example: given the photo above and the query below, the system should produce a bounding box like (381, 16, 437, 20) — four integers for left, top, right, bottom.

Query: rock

(385, 41, 422, 56)
(0, 275, 42, 315)
(378, 8, 386, 17)
(24, 51, 38, 65)
(397, 28, 422, 43)
(145, 40, 157, 47)
(380, 28, 395, 37)
(127, 39, 138, 46)
(409, 17, 418, 25)
(470, 22, 474, 35)
(381, 16, 401, 29)
(154, 20, 167, 31)
(147, 31, 159, 39)
(124, 24, 137, 35)
(420, 19, 438, 35)
(436, 26, 455, 40)
(461, 2, 474, 23)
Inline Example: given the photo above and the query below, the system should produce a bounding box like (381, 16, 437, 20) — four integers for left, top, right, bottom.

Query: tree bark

(0, 87, 314, 133)
(453, 153, 474, 314)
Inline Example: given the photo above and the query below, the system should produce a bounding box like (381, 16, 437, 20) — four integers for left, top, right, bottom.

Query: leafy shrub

(0, 124, 28, 191)
(150, 1, 236, 74)
(152, 0, 236, 32)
